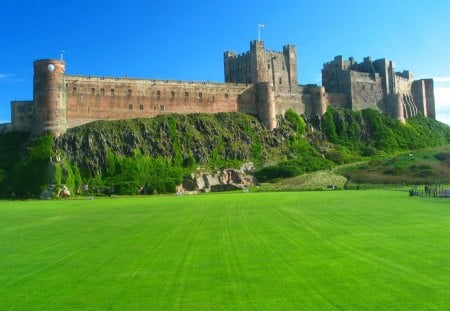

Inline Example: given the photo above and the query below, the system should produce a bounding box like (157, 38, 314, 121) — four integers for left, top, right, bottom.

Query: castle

(3, 40, 435, 136)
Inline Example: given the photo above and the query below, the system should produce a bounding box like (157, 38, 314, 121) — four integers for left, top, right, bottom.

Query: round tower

(31, 59, 67, 136)
(255, 82, 276, 130)
(313, 87, 327, 116)
(391, 94, 405, 123)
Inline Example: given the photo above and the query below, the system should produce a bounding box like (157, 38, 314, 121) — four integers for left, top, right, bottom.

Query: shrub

(284, 109, 306, 135)
(322, 110, 338, 142)
(254, 165, 300, 182)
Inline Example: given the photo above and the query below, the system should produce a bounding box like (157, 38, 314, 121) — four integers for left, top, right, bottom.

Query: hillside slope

(0, 109, 449, 198)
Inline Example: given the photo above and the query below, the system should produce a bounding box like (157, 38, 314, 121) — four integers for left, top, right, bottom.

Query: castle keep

(6, 40, 435, 136)
(322, 56, 435, 122)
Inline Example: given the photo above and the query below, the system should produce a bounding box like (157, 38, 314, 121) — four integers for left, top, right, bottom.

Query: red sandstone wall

(65, 76, 252, 128)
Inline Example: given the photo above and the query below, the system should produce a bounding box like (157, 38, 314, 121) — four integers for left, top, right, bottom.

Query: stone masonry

(6, 40, 436, 136)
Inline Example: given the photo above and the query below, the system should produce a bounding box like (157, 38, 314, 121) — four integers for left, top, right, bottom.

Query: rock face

(57, 185, 71, 198)
(55, 113, 290, 178)
(180, 164, 255, 193)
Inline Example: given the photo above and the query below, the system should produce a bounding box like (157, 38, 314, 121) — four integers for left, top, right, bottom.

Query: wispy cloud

(434, 82, 450, 124)
(0, 73, 11, 79)
(434, 76, 450, 83)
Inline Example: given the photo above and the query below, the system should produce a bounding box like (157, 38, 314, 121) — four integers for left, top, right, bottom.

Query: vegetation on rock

(0, 109, 448, 198)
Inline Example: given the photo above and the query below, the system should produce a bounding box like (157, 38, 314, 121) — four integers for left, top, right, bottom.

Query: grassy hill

(338, 145, 450, 187)
(0, 109, 449, 198)
(261, 145, 450, 191)
(1, 191, 450, 309)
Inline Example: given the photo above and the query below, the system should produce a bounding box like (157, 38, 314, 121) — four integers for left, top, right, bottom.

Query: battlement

(322, 55, 435, 122)
(5, 40, 436, 136)
(224, 40, 298, 93)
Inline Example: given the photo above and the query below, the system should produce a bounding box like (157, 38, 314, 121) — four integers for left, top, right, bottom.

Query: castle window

(198, 92, 203, 102)
(140, 104, 144, 111)
(101, 88, 105, 95)
(128, 104, 133, 110)
(279, 77, 282, 84)
(153, 105, 157, 110)
(185, 92, 189, 98)
(371, 85, 374, 91)
(110, 89, 115, 96)
(362, 84, 366, 91)
(72, 87, 77, 94)
(225, 93, 229, 99)
(171, 91, 175, 98)
(91, 88, 95, 95)
(160, 104, 165, 111)
(128, 89, 132, 96)
(268, 64, 271, 69)
(157, 90, 161, 101)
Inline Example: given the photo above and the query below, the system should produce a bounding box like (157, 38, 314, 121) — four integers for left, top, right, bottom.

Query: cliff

(1, 109, 449, 198)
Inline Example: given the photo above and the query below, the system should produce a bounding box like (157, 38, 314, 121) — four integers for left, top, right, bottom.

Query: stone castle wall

(322, 55, 436, 122)
(11, 101, 34, 131)
(6, 40, 436, 136)
(64, 75, 253, 128)
(349, 71, 384, 111)
(224, 41, 298, 93)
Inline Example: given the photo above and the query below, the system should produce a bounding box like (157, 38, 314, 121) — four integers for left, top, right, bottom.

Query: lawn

(1, 190, 449, 310)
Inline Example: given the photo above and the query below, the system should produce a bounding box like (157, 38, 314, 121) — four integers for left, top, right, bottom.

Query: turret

(255, 82, 276, 130)
(31, 59, 67, 136)
(283, 45, 298, 91)
(390, 94, 405, 123)
(250, 40, 269, 83)
(313, 87, 327, 115)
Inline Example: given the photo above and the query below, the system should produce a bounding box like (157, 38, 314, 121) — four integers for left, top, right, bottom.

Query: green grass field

(1, 190, 450, 310)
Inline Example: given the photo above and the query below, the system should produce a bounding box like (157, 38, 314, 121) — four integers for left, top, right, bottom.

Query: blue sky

(1, 0, 450, 124)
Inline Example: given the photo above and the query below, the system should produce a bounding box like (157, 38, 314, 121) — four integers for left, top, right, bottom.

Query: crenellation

(322, 55, 435, 122)
(6, 40, 436, 136)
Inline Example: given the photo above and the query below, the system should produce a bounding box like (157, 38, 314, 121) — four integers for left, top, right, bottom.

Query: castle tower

(31, 59, 67, 136)
(390, 94, 405, 123)
(283, 45, 298, 91)
(250, 40, 269, 83)
(255, 82, 276, 130)
(311, 87, 327, 115)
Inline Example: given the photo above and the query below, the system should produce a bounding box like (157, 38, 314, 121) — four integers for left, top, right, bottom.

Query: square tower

(224, 41, 299, 92)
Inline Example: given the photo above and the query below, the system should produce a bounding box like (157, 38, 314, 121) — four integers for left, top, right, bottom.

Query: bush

(254, 165, 300, 182)
(284, 109, 306, 135)
(322, 110, 338, 142)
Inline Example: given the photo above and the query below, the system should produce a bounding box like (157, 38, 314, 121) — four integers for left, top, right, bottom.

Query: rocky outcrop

(180, 163, 255, 193)
(55, 113, 291, 178)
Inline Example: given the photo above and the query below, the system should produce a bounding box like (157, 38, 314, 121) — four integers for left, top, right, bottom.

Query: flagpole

(257, 24, 265, 42)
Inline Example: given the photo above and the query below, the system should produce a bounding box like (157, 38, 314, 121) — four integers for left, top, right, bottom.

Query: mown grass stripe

(1, 191, 450, 309)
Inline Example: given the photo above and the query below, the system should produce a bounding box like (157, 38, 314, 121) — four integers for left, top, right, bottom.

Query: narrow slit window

(110, 89, 115, 95)
(128, 104, 133, 110)
(128, 89, 132, 96)
(91, 88, 95, 95)
(139, 104, 144, 111)
(160, 105, 165, 111)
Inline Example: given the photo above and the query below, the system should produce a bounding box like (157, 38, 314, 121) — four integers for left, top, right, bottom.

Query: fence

(409, 185, 450, 198)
